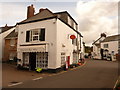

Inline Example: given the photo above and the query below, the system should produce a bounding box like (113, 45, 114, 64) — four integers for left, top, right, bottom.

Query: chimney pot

(101, 33, 106, 37)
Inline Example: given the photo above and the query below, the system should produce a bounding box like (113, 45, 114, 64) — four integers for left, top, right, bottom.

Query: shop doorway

(29, 52, 36, 71)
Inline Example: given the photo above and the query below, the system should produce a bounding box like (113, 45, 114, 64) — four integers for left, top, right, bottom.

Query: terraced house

(16, 5, 84, 72)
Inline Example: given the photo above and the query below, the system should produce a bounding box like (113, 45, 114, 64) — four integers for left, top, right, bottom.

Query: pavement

(2, 59, 118, 88)
(2, 63, 50, 88)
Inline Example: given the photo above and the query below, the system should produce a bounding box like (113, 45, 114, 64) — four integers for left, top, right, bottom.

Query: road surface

(5, 60, 118, 88)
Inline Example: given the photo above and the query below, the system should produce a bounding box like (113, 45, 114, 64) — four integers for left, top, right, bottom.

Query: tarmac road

(6, 59, 118, 88)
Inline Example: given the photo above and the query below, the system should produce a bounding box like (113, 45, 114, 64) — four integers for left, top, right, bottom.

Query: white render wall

(93, 45, 101, 59)
(0, 27, 15, 61)
(17, 18, 82, 69)
(56, 19, 78, 68)
(92, 37, 106, 59)
(101, 41, 118, 55)
(17, 18, 57, 69)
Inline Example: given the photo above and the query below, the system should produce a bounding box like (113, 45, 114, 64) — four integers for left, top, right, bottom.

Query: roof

(17, 8, 82, 37)
(17, 16, 57, 25)
(54, 11, 78, 25)
(92, 37, 102, 45)
(101, 34, 120, 43)
(20, 8, 55, 24)
(0, 25, 14, 34)
(17, 8, 78, 25)
(5, 30, 18, 39)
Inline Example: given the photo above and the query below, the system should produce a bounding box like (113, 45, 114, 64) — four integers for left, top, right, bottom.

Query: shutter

(39, 28, 45, 41)
(26, 31, 30, 42)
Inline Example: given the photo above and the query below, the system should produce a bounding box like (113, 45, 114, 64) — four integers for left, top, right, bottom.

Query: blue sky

(0, 0, 119, 45)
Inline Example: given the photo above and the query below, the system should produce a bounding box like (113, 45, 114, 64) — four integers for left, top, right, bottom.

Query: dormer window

(26, 28, 45, 42)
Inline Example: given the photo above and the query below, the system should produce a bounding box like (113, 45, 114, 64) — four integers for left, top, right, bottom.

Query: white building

(92, 33, 119, 61)
(17, 5, 83, 71)
(92, 33, 106, 59)
(0, 25, 15, 62)
(101, 34, 120, 61)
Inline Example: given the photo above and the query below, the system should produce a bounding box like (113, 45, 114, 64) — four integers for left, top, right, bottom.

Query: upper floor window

(10, 39, 15, 46)
(104, 44, 108, 48)
(26, 28, 45, 42)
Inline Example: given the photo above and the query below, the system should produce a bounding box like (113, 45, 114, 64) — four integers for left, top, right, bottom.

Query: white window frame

(31, 29, 40, 42)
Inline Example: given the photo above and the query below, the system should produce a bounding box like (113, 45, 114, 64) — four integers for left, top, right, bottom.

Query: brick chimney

(27, 4, 35, 19)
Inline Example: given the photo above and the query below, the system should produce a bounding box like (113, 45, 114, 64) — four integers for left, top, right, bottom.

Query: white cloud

(0, 3, 27, 26)
(76, 0, 118, 46)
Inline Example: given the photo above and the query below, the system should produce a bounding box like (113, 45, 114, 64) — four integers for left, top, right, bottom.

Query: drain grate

(10, 81, 19, 84)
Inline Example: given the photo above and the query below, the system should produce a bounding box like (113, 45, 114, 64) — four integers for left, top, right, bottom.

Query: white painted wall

(93, 45, 101, 59)
(92, 37, 106, 59)
(101, 41, 118, 55)
(18, 18, 82, 69)
(0, 27, 15, 61)
(17, 18, 57, 69)
(56, 19, 78, 68)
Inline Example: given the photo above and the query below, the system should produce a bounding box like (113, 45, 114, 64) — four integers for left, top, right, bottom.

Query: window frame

(10, 39, 15, 46)
(104, 44, 109, 48)
(26, 28, 45, 42)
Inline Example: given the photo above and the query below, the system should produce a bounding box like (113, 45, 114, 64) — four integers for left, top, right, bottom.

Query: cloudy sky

(0, 0, 119, 46)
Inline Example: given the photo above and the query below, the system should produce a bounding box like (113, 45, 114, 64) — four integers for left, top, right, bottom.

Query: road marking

(113, 76, 120, 89)
(8, 82, 23, 87)
(32, 77, 43, 81)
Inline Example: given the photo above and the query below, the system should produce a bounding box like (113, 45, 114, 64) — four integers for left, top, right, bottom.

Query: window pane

(104, 44, 108, 48)
(10, 39, 15, 46)
(33, 36, 39, 41)
(33, 30, 39, 35)
(26, 31, 30, 42)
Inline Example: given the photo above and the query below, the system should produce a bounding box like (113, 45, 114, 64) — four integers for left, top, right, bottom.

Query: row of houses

(92, 33, 120, 61)
(0, 5, 84, 72)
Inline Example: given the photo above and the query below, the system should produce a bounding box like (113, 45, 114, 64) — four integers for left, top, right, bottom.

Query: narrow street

(5, 59, 118, 88)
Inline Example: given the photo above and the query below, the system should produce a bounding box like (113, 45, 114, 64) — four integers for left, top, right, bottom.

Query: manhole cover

(10, 81, 19, 84)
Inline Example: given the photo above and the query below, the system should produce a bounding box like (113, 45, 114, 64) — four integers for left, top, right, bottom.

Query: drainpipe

(77, 33, 79, 63)
(80, 36, 82, 59)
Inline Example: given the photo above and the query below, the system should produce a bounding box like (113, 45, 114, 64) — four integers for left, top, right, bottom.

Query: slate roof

(5, 30, 18, 39)
(92, 37, 102, 45)
(101, 34, 120, 42)
(17, 8, 82, 37)
(20, 8, 55, 24)
(18, 9, 78, 25)
(0, 25, 14, 34)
